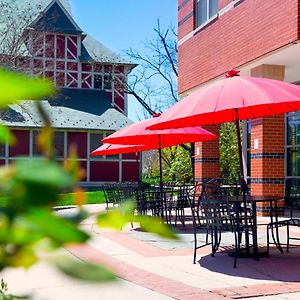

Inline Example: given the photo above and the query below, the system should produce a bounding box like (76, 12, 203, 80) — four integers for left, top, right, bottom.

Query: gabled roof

(2, 0, 73, 19)
(0, 88, 132, 131)
(81, 35, 135, 66)
(0, 0, 136, 68)
(28, 0, 82, 34)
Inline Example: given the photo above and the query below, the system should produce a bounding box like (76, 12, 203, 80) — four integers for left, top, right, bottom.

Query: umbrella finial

(226, 69, 240, 78)
(152, 112, 161, 118)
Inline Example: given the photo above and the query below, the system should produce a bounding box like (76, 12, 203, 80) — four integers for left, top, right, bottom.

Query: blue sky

(70, 0, 177, 120)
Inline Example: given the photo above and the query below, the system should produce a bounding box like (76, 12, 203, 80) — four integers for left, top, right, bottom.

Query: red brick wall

(178, 0, 299, 93)
(178, 0, 194, 39)
(194, 125, 220, 181)
(250, 115, 285, 197)
(219, 0, 232, 9)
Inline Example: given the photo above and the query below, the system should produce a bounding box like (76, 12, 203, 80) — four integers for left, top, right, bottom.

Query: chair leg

(234, 231, 238, 268)
(287, 224, 290, 252)
(205, 229, 209, 245)
(212, 230, 220, 256)
(211, 230, 215, 257)
(270, 223, 283, 253)
(266, 225, 270, 257)
(193, 231, 197, 264)
(180, 208, 185, 227)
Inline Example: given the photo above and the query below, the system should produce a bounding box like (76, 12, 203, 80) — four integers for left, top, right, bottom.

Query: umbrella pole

(234, 109, 247, 194)
(136, 152, 141, 184)
(235, 109, 250, 252)
(158, 135, 164, 219)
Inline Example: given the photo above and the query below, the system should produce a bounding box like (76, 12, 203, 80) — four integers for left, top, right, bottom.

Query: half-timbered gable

(0, 0, 138, 185)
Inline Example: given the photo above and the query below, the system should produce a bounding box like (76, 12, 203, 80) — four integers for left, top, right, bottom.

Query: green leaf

(14, 159, 74, 189)
(96, 201, 178, 240)
(97, 210, 129, 230)
(119, 201, 136, 214)
(61, 210, 89, 224)
(4, 245, 38, 269)
(24, 209, 89, 244)
(55, 256, 116, 282)
(0, 68, 55, 107)
(135, 215, 179, 240)
(96, 201, 136, 229)
(0, 125, 15, 145)
(6, 217, 44, 245)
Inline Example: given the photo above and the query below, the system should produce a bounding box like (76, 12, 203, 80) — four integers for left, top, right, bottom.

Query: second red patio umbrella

(91, 143, 149, 156)
(91, 143, 150, 183)
(102, 114, 218, 202)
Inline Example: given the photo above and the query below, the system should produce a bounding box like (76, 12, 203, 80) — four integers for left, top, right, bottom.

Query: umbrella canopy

(145, 70, 300, 198)
(147, 70, 300, 130)
(102, 115, 217, 146)
(101, 115, 218, 215)
(91, 143, 149, 156)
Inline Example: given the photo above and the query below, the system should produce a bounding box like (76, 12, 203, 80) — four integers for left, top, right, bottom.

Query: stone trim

(233, 0, 246, 8)
(250, 178, 285, 184)
(195, 177, 215, 183)
(195, 157, 220, 163)
(256, 205, 285, 215)
(178, 0, 190, 11)
(251, 153, 285, 159)
(178, 11, 193, 27)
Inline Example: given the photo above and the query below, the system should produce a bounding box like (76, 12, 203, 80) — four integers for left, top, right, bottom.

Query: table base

(228, 247, 268, 258)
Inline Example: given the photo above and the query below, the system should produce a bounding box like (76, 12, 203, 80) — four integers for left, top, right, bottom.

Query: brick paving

(67, 222, 300, 300)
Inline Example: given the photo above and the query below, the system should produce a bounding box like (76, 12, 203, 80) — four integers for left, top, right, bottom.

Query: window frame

(195, 0, 219, 29)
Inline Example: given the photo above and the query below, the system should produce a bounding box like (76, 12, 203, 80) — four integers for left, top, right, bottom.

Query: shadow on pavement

(198, 246, 300, 282)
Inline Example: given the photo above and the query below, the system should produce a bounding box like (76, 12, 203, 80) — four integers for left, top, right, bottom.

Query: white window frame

(195, 0, 219, 29)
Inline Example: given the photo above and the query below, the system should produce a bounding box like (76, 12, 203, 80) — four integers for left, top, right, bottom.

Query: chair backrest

(199, 183, 232, 231)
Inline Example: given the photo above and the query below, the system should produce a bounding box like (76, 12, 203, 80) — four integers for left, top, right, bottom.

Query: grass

(0, 191, 106, 207)
(57, 191, 106, 206)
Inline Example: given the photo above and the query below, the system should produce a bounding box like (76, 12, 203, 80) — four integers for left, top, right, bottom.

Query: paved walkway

(4, 204, 300, 299)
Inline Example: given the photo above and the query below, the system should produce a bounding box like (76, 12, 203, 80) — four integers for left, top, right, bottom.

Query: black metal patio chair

(190, 181, 255, 268)
(267, 196, 300, 254)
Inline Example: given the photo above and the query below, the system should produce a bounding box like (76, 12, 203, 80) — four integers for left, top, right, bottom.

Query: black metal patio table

(227, 195, 283, 260)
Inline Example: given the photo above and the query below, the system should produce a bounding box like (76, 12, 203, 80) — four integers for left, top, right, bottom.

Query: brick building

(178, 0, 300, 206)
(0, 0, 139, 186)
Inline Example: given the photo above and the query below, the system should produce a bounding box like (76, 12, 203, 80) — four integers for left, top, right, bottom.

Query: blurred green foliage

(219, 122, 240, 183)
(0, 68, 177, 296)
(143, 145, 193, 184)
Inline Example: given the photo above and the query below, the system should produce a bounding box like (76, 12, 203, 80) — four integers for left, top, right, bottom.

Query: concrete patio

(3, 204, 300, 299)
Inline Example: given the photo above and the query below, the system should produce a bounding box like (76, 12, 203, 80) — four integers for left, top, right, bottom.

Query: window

(53, 131, 65, 159)
(195, 0, 218, 28)
(104, 75, 112, 90)
(90, 133, 103, 153)
(286, 112, 300, 195)
(89, 133, 118, 160)
(94, 74, 103, 89)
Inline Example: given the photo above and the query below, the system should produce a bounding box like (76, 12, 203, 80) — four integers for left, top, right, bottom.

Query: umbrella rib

(284, 101, 297, 114)
(212, 81, 225, 125)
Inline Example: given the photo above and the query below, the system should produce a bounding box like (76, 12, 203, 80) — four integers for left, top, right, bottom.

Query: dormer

(28, 0, 82, 35)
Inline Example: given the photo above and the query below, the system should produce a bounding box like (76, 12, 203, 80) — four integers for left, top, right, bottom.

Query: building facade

(0, 0, 139, 186)
(178, 0, 300, 210)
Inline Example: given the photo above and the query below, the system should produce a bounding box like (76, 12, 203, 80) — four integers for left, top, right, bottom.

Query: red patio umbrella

(147, 70, 300, 191)
(102, 115, 218, 203)
(91, 143, 150, 183)
(91, 143, 149, 156)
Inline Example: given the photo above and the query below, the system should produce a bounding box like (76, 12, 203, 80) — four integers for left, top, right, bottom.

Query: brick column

(195, 125, 220, 183)
(250, 65, 285, 215)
